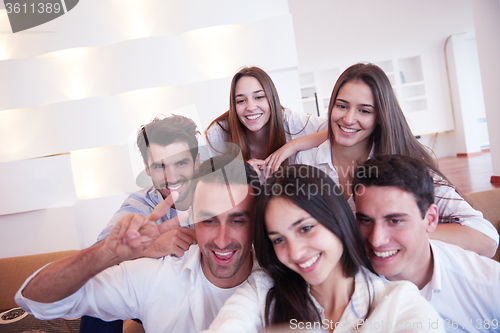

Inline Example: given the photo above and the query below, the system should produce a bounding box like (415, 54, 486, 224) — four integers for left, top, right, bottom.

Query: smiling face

(145, 142, 198, 211)
(331, 80, 378, 149)
(193, 181, 255, 288)
(355, 185, 437, 286)
(265, 197, 344, 287)
(234, 76, 272, 133)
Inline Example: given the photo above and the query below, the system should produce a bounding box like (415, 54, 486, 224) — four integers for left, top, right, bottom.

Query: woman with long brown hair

(265, 63, 498, 257)
(205, 165, 443, 332)
(203, 66, 327, 174)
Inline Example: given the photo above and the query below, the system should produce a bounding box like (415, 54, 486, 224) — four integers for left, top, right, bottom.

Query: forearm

(22, 242, 121, 303)
(429, 223, 497, 257)
(291, 130, 328, 152)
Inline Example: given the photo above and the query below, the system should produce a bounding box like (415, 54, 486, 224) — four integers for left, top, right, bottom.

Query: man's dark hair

(137, 114, 199, 166)
(192, 154, 260, 193)
(352, 154, 435, 218)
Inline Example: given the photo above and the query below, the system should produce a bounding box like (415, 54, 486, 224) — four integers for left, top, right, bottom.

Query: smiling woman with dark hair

(204, 165, 444, 333)
(264, 62, 498, 258)
(203, 66, 327, 175)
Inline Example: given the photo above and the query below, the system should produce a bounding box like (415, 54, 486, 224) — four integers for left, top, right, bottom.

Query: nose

(213, 224, 231, 250)
(343, 108, 357, 125)
(163, 165, 180, 185)
(288, 239, 307, 262)
(246, 98, 257, 111)
(367, 223, 389, 248)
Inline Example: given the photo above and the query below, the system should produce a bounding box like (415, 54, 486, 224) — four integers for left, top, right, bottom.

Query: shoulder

(431, 240, 499, 283)
(363, 272, 444, 332)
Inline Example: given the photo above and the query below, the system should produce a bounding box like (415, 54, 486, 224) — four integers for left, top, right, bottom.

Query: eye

(300, 225, 313, 233)
(336, 103, 347, 110)
(236, 99, 245, 104)
(389, 219, 401, 224)
(232, 219, 245, 225)
(255, 95, 266, 100)
(356, 217, 372, 226)
(202, 219, 214, 225)
(359, 109, 373, 114)
(177, 161, 187, 166)
(271, 237, 284, 245)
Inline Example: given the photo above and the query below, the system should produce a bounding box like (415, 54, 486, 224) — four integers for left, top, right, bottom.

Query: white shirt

(294, 140, 499, 246)
(204, 267, 444, 333)
(420, 240, 500, 333)
(15, 245, 254, 333)
(200, 109, 327, 163)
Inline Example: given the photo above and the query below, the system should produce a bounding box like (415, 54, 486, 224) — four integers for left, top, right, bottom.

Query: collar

(422, 240, 442, 300)
(315, 140, 334, 168)
(179, 245, 203, 287)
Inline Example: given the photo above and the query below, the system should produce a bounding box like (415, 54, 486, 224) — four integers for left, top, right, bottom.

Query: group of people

(15, 64, 500, 332)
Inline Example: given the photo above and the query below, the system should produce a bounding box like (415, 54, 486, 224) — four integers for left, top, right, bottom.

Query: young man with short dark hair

(353, 155, 499, 331)
(16, 156, 260, 332)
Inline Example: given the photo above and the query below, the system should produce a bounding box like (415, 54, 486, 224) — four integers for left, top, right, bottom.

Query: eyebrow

(150, 157, 191, 168)
(336, 98, 374, 108)
(267, 217, 309, 235)
(196, 210, 250, 220)
(383, 213, 409, 219)
(356, 212, 409, 219)
(235, 90, 265, 98)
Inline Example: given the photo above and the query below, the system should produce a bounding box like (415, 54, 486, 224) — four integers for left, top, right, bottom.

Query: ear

(424, 204, 439, 233)
(194, 153, 200, 170)
(144, 161, 151, 177)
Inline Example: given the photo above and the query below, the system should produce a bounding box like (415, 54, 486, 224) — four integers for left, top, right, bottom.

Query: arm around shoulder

(433, 185, 499, 257)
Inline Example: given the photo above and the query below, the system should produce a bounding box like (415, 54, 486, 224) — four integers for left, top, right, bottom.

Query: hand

(105, 192, 188, 261)
(264, 144, 296, 180)
(247, 158, 267, 176)
(143, 226, 196, 258)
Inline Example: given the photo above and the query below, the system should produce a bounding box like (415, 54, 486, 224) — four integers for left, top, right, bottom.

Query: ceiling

(288, 0, 475, 64)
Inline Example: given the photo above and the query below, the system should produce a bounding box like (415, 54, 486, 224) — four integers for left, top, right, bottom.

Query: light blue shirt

(97, 186, 191, 242)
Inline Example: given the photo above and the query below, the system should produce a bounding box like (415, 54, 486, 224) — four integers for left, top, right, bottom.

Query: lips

(338, 124, 360, 133)
(372, 249, 399, 259)
(298, 253, 320, 268)
(245, 114, 262, 121)
(166, 180, 186, 192)
(212, 250, 237, 265)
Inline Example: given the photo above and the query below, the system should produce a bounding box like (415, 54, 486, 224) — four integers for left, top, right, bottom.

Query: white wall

(472, 0, 500, 176)
(445, 34, 488, 154)
(0, 0, 301, 258)
(288, 0, 487, 158)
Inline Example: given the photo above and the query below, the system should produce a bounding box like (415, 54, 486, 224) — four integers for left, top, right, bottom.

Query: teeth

(299, 254, 320, 269)
(373, 250, 398, 258)
(168, 183, 182, 190)
(215, 251, 232, 257)
(246, 114, 262, 120)
(339, 125, 359, 133)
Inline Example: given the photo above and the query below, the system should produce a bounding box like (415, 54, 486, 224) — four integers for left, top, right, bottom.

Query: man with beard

(16, 155, 260, 332)
(97, 114, 199, 258)
(81, 114, 200, 332)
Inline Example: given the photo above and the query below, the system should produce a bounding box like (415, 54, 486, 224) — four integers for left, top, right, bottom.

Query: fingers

(147, 192, 180, 223)
(170, 227, 196, 256)
(176, 227, 196, 244)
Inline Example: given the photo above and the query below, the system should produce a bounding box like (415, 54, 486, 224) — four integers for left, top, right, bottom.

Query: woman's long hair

(205, 67, 287, 161)
(327, 63, 455, 191)
(254, 165, 374, 326)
